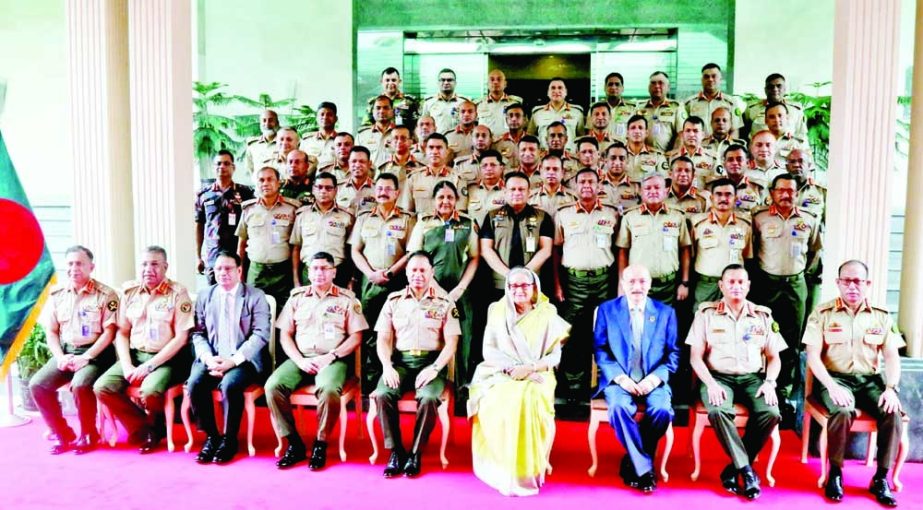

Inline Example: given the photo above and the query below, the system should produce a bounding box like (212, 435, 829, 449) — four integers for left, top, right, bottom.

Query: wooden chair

(366, 359, 454, 469)
(271, 344, 364, 463)
(180, 294, 277, 457)
(586, 358, 674, 479)
(99, 382, 185, 451)
(689, 374, 781, 486)
(800, 366, 910, 491)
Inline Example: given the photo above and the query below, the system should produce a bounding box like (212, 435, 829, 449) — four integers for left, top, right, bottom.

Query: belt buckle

(407, 349, 424, 356)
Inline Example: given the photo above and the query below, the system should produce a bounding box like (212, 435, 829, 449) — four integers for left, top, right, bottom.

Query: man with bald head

(594, 264, 680, 493)
(475, 69, 522, 138)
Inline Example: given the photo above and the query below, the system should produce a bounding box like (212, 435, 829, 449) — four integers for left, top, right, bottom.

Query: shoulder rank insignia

(180, 302, 192, 314)
(771, 321, 780, 333)
(107, 300, 119, 312)
(451, 307, 460, 319)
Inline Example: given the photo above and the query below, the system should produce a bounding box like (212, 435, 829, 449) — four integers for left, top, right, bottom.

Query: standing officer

(365, 67, 420, 131)
(475, 69, 521, 138)
(377, 125, 424, 185)
(638, 72, 687, 152)
(598, 72, 636, 141)
(318, 132, 353, 183)
(373, 251, 461, 478)
(528, 77, 585, 151)
(664, 156, 709, 216)
(512, 135, 544, 188)
(687, 264, 786, 500)
(358, 96, 396, 167)
(401, 133, 469, 216)
(704, 107, 747, 159)
(290, 171, 354, 287)
(420, 68, 468, 133)
(279, 149, 314, 205)
(802, 260, 903, 506)
(598, 142, 640, 214)
(586, 102, 615, 154)
(493, 103, 527, 169)
(624, 115, 668, 183)
(94, 246, 194, 454)
(244, 109, 279, 177)
(196, 150, 255, 285)
(528, 154, 577, 220)
(31, 245, 118, 455)
(266, 251, 368, 471)
(188, 251, 270, 465)
(668, 116, 720, 189)
(299, 101, 339, 167)
(444, 100, 478, 160)
(553, 168, 619, 406)
(236, 167, 300, 310)
(336, 146, 377, 215)
(787, 149, 826, 328)
(744, 73, 808, 140)
(747, 131, 785, 190)
(465, 149, 508, 225)
(722, 144, 770, 215)
(683, 64, 743, 138)
(616, 173, 692, 305)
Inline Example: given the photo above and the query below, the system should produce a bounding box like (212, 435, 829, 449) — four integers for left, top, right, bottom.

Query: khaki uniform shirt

(730, 177, 770, 215)
(527, 102, 585, 151)
(445, 124, 476, 160)
(350, 206, 416, 270)
(357, 123, 396, 168)
(797, 178, 826, 221)
(529, 185, 577, 220)
(279, 285, 368, 357)
(686, 299, 787, 375)
(690, 211, 754, 277)
(244, 135, 277, 176)
(236, 196, 299, 264)
(752, 205, 823, 276)
(45, 280, 119, 348)
(668, 146, 721, 189)
(365, 92, 420, 129)
(120, 279, 194, 353)
(420, 94, 469, 133)
(616, 204, 692, 278)
(493, 131, 524, 170)
(803, 298, 905, 375)
(289, 203, 354, 266)
(683, 91, 744, 136)
(375, 285, 462, 353)
(598, 174, 640, 214)
(512, 167, 545, 191)
(703, 135, 748, 162)
(474, 93, 522, 137)
(452, 154, 484, 185)
(665, 186, 710, 217)
(626, 144, 668, 183)
(745, 99, 808, 140)
(773, 132, 811, 168)
(466, 180, 506, 225)
(299, 130, 337, 167)
(638, 99, 688, 152)
(401, 166, 469, 215)
(336, 176, 377, 216)
(597, 97, 636, 142)
(746, 162, 786, 190)
(586, 130, 615, 155)
(555, 200, 620, 270)
(377, 153, 424, 185)
(317, 161, 349, 185)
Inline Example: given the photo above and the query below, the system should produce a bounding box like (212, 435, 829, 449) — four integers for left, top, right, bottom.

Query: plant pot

(17, 375, 38, 413)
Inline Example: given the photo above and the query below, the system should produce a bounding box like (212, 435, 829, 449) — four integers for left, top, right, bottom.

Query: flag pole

(0, 370, 30, 427)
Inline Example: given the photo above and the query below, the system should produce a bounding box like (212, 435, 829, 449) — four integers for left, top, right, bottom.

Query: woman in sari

(468, 267, 570, 496)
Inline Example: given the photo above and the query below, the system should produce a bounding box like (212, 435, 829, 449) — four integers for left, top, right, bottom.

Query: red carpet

(1, 407, 920, 509)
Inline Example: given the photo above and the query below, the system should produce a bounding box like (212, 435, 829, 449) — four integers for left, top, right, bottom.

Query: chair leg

(660, 422, 674, 483)
(356, 391, 365, 439)
(817, 426, 828, 488)
(180, 391, 195, 453)
(866, 431, 877, 467)
(438, 398, 450, 469)
(271, 412, 284, 458)
(165, 396, 176, 453)
(338, 391, 350, 462)
(801, 410, 812, 463)
(245, 394, 257, 457)
(766, 425, 781, 487)
(893, 424, 909, 492)
(586, 414, 601, 477)
(366, 399, 379, 464)
(101, 403, 118, 447)
(690, 414, 706, 481)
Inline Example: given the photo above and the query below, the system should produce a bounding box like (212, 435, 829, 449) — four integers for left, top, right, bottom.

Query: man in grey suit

(188, 251, 271, 464)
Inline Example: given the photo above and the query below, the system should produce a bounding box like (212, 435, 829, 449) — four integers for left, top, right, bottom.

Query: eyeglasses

(313, 184, 336, 191)
(508, 283, 534, 290)
(837, 278, 867, 288)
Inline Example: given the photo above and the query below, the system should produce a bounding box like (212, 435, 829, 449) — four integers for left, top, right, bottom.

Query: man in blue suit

(188, 251, 271, 464)
(593, 264, 680, 493)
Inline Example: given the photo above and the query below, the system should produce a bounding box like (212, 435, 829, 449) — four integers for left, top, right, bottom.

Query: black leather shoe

(637, 472, 657, 493)
(308, 440, 328, 471)
(73, 434, 100, 455)
(619, 456, 639, 488)
(212, 437, 238, 465)
(403, 451, 422, 478)
(720, 463, 740, 494)
(138, 430, 162, 454)
(740, 465, 761, 500)
(196, 435, 221, 464)
(383, 450, 405, 478)
(825, 472, 844, 502)
(869, 477, 898, 507)
(49, 438, 74, 455)
(276, 444, 307, 469)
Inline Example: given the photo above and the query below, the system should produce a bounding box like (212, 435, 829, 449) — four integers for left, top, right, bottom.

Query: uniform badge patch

(771, 321, 780, 333)
(451, 307, 460, 318)
(107, 300, 119, 312)
(180, 302, 192, 314)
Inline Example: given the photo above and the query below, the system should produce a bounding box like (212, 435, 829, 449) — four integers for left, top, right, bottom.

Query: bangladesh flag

(0, 129, 56, 377)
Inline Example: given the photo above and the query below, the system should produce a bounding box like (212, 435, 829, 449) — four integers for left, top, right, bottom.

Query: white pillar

(127, 0, 195, 286)
(899, 0, 923, 357)
(823, 0, 902, 304)
(66, 0, 135, 286)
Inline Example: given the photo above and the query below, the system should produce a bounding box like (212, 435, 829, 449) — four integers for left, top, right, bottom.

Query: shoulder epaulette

(282, 197, 302, 208)
(799, 208, 818, 219)
(509, 95, 523, 102)
(750, 206, 771, 217)
(690, 212, 710, 225)
(697, 301, 719, 313)
(95, 280, 118, 296)
(122, 280, 141, 291)
(735, 214, 753, 225)
(295, 204, 311, 214)
(569, 103, 584, 112)
(816, 299, 838, 313)
(753, 304, 773, 316)
(50, 284, 67, 295)
(356, 209, 373, 219)
(168, 280, 189, 295)
(241, 198, 259, 208)
(453, 155, 474, 165)
(336, 285, 357, 299)
(531, 105, 544, 113)
(385, 290, 404, 301)
(622, 204, 643, 215)
(246, 137, 261, 145)
(600, 203, 619, 212)
(357, 126, 372, 133)
(423, 95, 436, 102)
(290, 286, 308, 297)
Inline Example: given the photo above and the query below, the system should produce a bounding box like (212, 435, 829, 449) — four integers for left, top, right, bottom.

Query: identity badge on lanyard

(386, 230, 396, 256)
(444, 222, 455, 243)
(526, 235, 537, 254)
(271, 218, 281, 244)
(228, 212, 237, 226)
(323, 322, 336, 341)
(80, 310, 91, 338)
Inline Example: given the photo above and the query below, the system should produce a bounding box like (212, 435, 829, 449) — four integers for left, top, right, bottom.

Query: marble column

(822, 0, 902, 304)
(127, 0, 195, 287)
(66, 0, 135, 285)
(898, 0, 923, 357)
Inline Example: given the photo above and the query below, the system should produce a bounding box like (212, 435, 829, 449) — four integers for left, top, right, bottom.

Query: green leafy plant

(788, 81, 832, 171)
(193, 81, 242, 175)
(16, 324, 52, 380)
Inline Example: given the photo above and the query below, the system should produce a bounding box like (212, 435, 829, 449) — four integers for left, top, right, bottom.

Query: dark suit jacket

(592, 296, 680, 397)
(191, 283, 271, 374)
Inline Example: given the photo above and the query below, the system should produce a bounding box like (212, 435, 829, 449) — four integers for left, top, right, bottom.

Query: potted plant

(15, 324, 52, 412)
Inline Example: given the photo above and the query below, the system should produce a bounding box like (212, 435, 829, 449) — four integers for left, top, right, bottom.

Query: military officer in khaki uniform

(625, 115, 668, 183)
(765, 102, 812, 167)
(364, 67, 420, 131)
(616, 173, 692, 305)
(683, 64, 744, 138)
(351, 173, 416, 391)
(553, 168, 619, 403)
(244, 109, 279, 178)
(336, 146, 377, 215)
(420, 68, 468, 133)
(373, 251, 461, 478)
(747, 131, 786, 189)
(290, 171, 354, 287)
(236, 167, 300, 310)
(598, 142, 640, 214)
(401, 133, 469, 216)
(668, 116, 721, 189)
(689, 178, 753, 309)
(751, 173, 822, 411)
(474, 69, 521, 138)
(511, 135, 544, 189)
(527, 77, 585, 151)
(377, 125, 423, 185)
(261, 127, 306, 178)
(279, 150, 314, 205)
(267, 251, 369, 471)
(299, 102, 338, 167)
(687, 264, 785, 500)
(585, 102, 616, 155)
(723, 144, 770, 215)
(357, 96, 397, 167)
(787, 149, 826, 328)
(744, 74, 808, 140)
(452, 125, 495, 184)
(31, 246, 118, 455)
(466, 149, 507, 225)
(572, 136, 602, 179)
(445, 100, 478, 160)
(639, 72, 688, 152)
(411, 116, 436, 163)
(544, 122, 582, 182)
(318, 132, 354, 184)
(596, 72, 636, 141)
(802, 260, 903, 506)
(665, 156, 709, 216)
(529, 154, 577, 220)
(94, 246, 194, 453)
(704, 107, 748, 163)
(493, 103, 527, 170)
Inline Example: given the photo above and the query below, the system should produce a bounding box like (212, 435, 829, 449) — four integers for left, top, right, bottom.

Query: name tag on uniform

(148, 326, 160, 342)
(596, 233, 609, 249)
(228, 213, 237, 226)
(323, 322, 336, 341)
(445, 228, 455, 243)
(791, 241, 803, 258)
(386, 231, 397, 256)
(662, 236, 675, 252)
(526, 236, 536, 253)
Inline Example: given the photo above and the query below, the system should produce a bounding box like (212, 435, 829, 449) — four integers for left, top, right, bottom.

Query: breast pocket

(699, 236, 719, 249)
(823, 329, 849, 345)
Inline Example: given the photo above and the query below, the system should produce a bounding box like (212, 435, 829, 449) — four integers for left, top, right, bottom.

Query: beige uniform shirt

(45, 280, 119, 348)
(474, 93, 522, 137)
(299, 130, 337, 167)
(289, 203, 354, 266)
(668, 146, 721, 189)
(683, 91, 744, 135)
(797, 178, 826, 221)
(357, 123, 396, 168)
(555, 201, 620, 270)
(686, 299, 787, 375)
(802, 298, 905, 375)
(120, 279, 194, 353)
(745, 99, 808, 140)
(375, 285, 462, 353)
(752, 206, 823, 276)
(616, 204, 692, 278)
(401, 166, 469, 215)
(745, 162, 786, 190)
(599, 98, 636, 142)
(773, 133, 812, 168)
(236, 196, 299, 264)
(336, 176, 377, 216)
(377, 153, 424, 185)
(665, 186, 710, 217)
(420, 94, 469, 133)
(529, 185, 576, 220)
(244, 135, 277, 176)
(350, 206, 416, 270)
(445, 125, 476, 160)
(703, 135, 748, 162)
(493, 132, 523, 170)
(598, 174, 640, 214)
(278, 285, 368, 357)
(452, 155, 484, 185)
(690, 211, 754, 277)
(527, 102, 585, 151)
(317, 161, 349, 185)
(626, 145, 668, 183)
(730, 177, 770, 215)
(466, 180, 506, 225)
(638, 99, 688, 152)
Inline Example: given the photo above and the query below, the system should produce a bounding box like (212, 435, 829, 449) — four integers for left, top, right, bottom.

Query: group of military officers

(25, 63, 905, 505)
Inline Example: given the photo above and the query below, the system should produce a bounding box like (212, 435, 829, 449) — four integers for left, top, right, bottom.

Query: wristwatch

(384, 270, 394, 279)
(330, 350, 340, 360)
(680, 280, 689, 286)
(887, 384, 901, 394)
